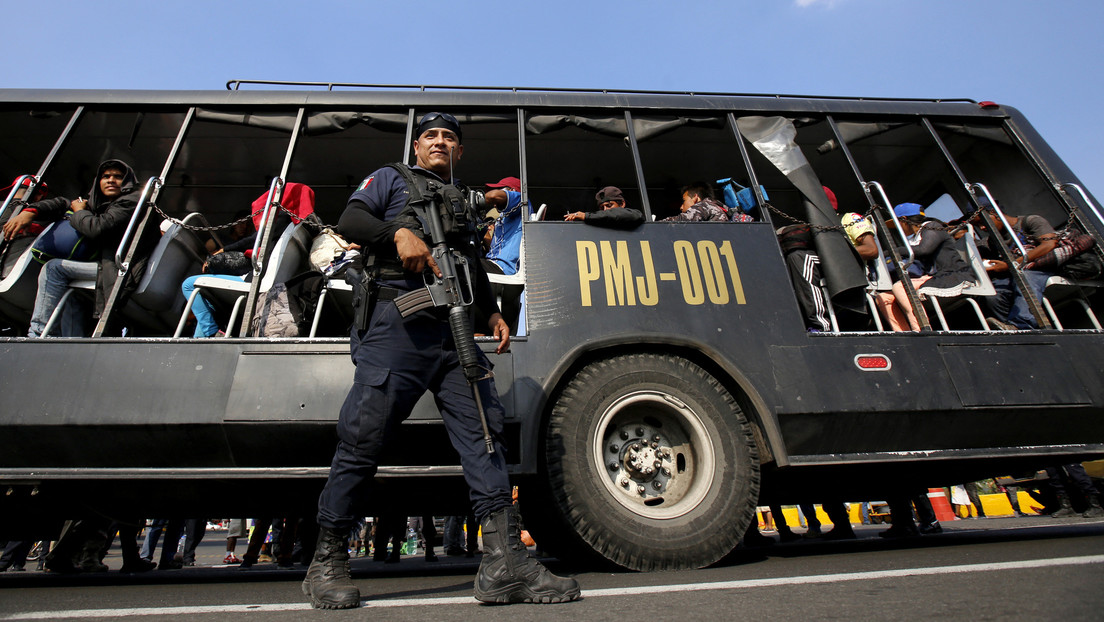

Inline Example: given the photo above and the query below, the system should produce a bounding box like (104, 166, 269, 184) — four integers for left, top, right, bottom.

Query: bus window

(737, 115, 871, 330)
(0, 106, 79, 180)
(415, 111, 522, 194)
(39, 108, 189, 201)
(930, 121, 1071, 226)
(285, 110, 409, 224)
(632, 115, 752, 221)
(826, 120, 974, 220)
(525, 113, 643, 221)
(163, 108, 302, 228)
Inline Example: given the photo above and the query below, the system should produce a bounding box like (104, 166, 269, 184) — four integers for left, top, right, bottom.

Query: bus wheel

(538, 353, 760, 571)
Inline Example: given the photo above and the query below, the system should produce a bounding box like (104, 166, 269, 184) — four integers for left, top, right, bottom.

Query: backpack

(204, 251, 250, 276)
(251, 271, 327, 337)
(31, 217, 99, 264)
(716, 178, 768, 221)
(777, 224, 813, 255)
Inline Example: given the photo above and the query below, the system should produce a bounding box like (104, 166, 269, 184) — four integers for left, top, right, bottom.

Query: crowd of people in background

(3, 470, 1101, 574)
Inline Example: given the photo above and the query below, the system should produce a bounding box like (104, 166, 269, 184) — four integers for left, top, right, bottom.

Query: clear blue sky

(5, 0, 1102, 202)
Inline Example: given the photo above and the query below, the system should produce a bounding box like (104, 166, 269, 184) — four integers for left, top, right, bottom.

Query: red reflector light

(854, 354, 891, 371)
(978, 101, 999, 109)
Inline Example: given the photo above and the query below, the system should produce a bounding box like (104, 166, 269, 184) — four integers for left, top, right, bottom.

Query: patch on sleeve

(358, 176, 374, 191)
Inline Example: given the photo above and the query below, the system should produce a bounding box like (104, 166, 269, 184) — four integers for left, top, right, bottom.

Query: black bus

(1, 82, 1102, 571)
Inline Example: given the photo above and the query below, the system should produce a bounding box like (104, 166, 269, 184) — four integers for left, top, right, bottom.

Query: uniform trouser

(317, 302, 512, 530)
(1047, 464, 1101, 499)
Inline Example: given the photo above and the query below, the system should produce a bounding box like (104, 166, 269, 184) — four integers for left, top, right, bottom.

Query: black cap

(595, 186, 624, 205)
(416, 112, 462, 143)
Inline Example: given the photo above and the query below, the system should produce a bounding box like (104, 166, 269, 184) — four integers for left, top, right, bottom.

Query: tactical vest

(371, 163, 481, 280)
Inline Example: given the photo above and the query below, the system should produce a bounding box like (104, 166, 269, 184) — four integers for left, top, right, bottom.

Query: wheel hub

(621, 436, 672, 484)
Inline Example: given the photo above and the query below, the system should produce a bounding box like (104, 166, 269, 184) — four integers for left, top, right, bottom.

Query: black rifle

(397, 185, 497, 455)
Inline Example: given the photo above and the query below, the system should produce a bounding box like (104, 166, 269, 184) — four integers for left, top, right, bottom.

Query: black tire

(533, 353, 759, 571)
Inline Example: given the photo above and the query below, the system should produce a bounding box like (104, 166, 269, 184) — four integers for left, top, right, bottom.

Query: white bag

(309, 228, 350, 271)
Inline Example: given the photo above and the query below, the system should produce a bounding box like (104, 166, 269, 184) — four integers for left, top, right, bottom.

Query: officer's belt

(378, 286, 439, 318)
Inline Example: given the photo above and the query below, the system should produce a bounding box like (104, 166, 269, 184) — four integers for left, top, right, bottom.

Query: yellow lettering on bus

(697, 240, 729, 305)
(577, 241, 599, 307)
(600, 240, 636, 306)
(719, 240, 746, 304)
(673, 240, 705, 305)
(636, 241, 659, 306)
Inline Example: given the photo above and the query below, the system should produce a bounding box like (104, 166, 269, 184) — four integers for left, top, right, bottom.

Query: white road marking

(3, 554, 1102, 620)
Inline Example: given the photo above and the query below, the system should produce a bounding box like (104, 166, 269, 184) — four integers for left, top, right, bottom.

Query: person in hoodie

(15, 159, 142, 337)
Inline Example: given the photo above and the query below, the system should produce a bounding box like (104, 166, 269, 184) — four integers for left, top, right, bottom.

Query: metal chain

(150, 200, 338, 232)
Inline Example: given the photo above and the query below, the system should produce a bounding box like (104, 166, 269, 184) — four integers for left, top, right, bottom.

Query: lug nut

(637, 485, 646, 495)
(653, 481, 663, 490)
(609, 462, 619, 470)
(620, 430, 629, 440)
(610, 444, 620, 453)
(620, 478, 629, 488)
(651, 441, 658, 449)
(653, 434, 661, 441)
(654, 460, 661, 468)
(632, 443, 640, 451)
(636, 427, 645, 437)
(662, 467, 671, 476)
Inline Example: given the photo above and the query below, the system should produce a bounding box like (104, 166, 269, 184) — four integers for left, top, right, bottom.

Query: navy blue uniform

(316, 166, 510, 530)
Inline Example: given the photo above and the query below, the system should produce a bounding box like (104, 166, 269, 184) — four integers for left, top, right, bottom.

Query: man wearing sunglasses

(303, 112, 580, 609)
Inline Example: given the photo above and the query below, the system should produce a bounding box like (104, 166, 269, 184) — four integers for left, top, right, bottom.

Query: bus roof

(0, 84, 1000, 119)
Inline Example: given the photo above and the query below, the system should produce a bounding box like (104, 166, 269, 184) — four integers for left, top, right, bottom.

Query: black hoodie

(29, 159, 147, 319)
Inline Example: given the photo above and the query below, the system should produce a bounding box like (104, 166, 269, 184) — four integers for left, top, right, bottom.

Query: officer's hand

(394, 228, 442, 278)
(564, 211, 587, 221)
(488, 313, 510, 354)
(2, 210, 34, 240)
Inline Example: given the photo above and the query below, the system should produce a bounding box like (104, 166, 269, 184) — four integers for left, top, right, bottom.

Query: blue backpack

(717, 178, 768, 220)
(31, 216, 99, 264)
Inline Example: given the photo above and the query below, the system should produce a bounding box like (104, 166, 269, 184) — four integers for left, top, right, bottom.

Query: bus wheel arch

(527, 351, 761, 571)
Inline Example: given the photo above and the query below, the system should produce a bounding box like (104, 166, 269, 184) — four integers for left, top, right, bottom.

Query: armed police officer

(302, 112, 580, 609)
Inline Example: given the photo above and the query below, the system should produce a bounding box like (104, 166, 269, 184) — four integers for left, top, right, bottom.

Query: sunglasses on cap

(420, 112, 459, 125)
(416, 111, 462, 143)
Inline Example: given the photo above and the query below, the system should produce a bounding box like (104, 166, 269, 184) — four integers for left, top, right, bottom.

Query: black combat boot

(1083, 494, 1104, 518)
(1051, 491, 1078, 518)
(301, 527, 360, 609)
(474, 506, 580, 604)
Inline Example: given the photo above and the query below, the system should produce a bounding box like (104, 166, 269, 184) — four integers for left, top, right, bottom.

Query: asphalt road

(1, 516, 1102, 621)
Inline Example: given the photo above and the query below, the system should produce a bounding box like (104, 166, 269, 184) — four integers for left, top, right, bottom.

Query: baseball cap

(595, 186, 625, 205)
(486, 176, 521, 191)
(894, 203, 924, 218)
(822, 186, 838, 212)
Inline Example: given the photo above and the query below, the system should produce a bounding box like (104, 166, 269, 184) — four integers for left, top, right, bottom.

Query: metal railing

(114, 177, 162, 274)
(224, 79, 978, 104)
